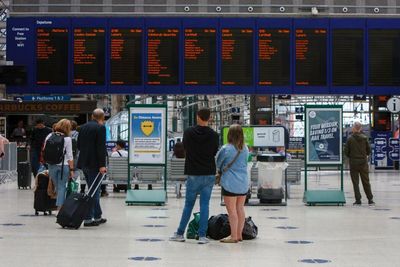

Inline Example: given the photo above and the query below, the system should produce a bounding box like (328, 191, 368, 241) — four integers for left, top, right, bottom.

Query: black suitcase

(18, 161, 31, 189)
(34, 172, 56, 215)
(57, 173, 105, 229)
(257, 188, 284, 204)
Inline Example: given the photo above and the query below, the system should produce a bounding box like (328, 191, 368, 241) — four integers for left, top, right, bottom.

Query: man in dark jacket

(170, 108, 219, 244)
(345, 122, 374, 205)
(77, 109, 107, 227)
(30, 119, 52, 177)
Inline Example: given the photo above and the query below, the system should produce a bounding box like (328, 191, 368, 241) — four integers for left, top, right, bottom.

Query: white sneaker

(198, 237, 210, 244)
(169, 232, 185, 242)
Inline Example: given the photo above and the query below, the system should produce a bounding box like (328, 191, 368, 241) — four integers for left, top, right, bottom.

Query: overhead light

(311, 6, 318, 15)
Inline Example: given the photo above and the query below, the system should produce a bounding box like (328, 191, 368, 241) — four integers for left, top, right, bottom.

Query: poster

(222, 126, 286, 147)
(306, 106, 342, 165)
(129, 106, 166, 164)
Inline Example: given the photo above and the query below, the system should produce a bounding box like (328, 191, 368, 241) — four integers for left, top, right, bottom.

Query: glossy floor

(1, 170, 400, 267)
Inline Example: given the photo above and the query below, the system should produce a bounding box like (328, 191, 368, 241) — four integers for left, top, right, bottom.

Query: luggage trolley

(220, 125, 289, 206)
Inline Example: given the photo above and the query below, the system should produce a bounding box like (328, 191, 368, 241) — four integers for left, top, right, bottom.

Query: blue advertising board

(372, 131, 398, 168)
(305, 105, 343, 165)
(6, 17, 400, 95)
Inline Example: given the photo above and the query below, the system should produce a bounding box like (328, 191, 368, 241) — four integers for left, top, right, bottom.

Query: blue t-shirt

(216, 144, 249, 194)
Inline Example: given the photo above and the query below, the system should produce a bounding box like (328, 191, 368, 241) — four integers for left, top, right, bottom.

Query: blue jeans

(48, 164, 69, 207)
(31, 149, 40, 177)
(83, 168, 102, 223)
(177, 175, 215, 238)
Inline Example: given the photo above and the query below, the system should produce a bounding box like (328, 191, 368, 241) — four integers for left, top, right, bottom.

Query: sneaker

(84, 221, 100, 227)
(169, 233, 185, 242)
(368, 200, 375, 206)
(198, 237, 210, 244)
(95, 218, 107, 224)
(353, 201, 362, 205)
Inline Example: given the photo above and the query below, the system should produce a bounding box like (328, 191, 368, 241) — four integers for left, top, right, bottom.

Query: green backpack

(186, 212, 200, 239)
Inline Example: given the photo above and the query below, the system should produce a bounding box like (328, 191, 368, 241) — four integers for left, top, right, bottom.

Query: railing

(0, 142, 18, 184)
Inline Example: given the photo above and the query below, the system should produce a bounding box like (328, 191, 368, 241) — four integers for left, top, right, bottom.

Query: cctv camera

(342, 7, 348, 13)
(311, 6, 318, 15)
(184, 6, 190, 12)
(247, 6, 253, 12)
(279, 6, 285, 13)
(374, 7, 379, 13)
(216, 6, 222, 12)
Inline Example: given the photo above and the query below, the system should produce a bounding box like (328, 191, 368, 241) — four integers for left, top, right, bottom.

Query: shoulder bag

(215, 150, 241, 185)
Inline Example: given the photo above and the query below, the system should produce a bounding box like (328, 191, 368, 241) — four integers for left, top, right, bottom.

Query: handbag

(215, 150, 241, 185)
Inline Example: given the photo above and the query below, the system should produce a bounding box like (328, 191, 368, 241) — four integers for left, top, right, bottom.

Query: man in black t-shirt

(30, 119, 52, 177)
(170, 108, 219, 244)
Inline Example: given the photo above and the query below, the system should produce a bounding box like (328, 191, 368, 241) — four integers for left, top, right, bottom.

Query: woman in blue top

(216, 124, 249, 243)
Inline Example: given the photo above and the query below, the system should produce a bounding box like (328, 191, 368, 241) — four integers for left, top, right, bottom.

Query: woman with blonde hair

(44, 119, 74, 209)
(216, 124, 249, 243)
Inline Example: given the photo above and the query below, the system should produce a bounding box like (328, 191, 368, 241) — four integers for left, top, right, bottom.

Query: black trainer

(84, 221, 100, 227)
(353, 201, 362, 205)
(368, 200, 375, 206)
(96, 218, 107, 225)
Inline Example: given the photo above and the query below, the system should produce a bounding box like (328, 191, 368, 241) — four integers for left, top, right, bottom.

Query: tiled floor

(1, 170, 400, 267)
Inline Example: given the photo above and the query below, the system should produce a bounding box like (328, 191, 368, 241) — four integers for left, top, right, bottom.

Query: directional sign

(14, 95, 71, 101)
(387, 97, 400, 113)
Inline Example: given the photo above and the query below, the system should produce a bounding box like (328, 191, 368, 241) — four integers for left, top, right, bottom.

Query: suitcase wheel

(35, 211, 39, 216)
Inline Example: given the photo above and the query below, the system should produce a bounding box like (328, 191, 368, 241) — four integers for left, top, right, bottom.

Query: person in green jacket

(344, 122, 375, 206)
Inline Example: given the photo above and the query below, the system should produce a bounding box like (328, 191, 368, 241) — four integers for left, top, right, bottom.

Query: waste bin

(256, 154, 288, 204)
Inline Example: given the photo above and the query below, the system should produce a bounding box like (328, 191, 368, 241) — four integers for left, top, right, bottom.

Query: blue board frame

(6, 17, 35, 94)
(145, 18, 182, 95)
(108, 18, 144, 94)
(219, 18, 256, 94)
(367, 19, 400, 95)
(182, 18, 219, 95)
(293, 19, 330, 94)
(71, 18, 108, 94)
(256, 18, 293, 95)
(35, 17, 71, 94)
(330, 18, 366, 95)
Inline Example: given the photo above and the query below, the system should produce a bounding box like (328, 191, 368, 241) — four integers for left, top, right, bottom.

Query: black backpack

(43, 133, 65, 165)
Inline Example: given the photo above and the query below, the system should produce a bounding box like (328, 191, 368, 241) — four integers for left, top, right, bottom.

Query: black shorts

(222, 187, 247, 197)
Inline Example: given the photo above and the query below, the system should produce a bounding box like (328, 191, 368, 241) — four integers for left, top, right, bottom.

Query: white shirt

(111, 149, 128, 158)
(44, 133, 74, 165)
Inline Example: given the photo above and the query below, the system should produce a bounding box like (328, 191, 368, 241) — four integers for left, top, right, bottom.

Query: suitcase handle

(86, 172, 106, 198)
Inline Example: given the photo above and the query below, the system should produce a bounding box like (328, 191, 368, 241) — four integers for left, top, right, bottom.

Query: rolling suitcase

(34, 171, 56, 215)
(18, 161, 31, 189)
(56, 173, 105, 229)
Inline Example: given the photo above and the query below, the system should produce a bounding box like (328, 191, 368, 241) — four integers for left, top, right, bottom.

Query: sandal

(220, 238, 238, 243)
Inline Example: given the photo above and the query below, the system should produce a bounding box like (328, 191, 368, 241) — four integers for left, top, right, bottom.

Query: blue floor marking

(286, 240, 313, 244)
(128, 256, 161, 261)
(299, 259, 331, 264)
(142, 224, 167, 227)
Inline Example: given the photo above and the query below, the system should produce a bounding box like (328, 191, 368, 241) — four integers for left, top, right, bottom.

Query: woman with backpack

(216, 124, 249, 243)
(43, 119, 74, 209)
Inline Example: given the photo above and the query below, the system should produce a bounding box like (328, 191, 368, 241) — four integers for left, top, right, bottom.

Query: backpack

(43, 133, 65, 165)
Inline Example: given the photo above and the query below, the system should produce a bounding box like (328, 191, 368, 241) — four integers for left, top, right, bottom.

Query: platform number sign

(387, 97, 400, 113)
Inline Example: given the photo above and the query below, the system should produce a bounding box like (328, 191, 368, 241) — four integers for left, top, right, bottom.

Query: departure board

(369, 29, 400, 86)
(73, 28, 105, 85)
(110, 28, 142, 85)
(36, 28, 68, 85)
(295, 29, 327, 86)
(147, 28, 179, 85)
(258, 29, 290, 86)
(221, 28, 253, 86)
(184, 28, 216, 85)
(332, 29, 363, 86)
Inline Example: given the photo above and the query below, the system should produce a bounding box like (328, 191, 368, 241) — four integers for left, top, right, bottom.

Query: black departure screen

(295, 29, 327, 86)
(258, 29, 290, 86)
(36, 28, 68, 85)
(147, 28, 179, 85)
(110, 28, 142, 85)
(184, 28, 216, 86)
(369, 29, 400, 86)
(332, 29, 364, 86)
(221, 28, 253, 86)
(73, 28, 105, 85)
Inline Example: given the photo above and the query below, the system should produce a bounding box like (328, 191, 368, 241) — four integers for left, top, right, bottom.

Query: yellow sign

(141, 120, 154, 136)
